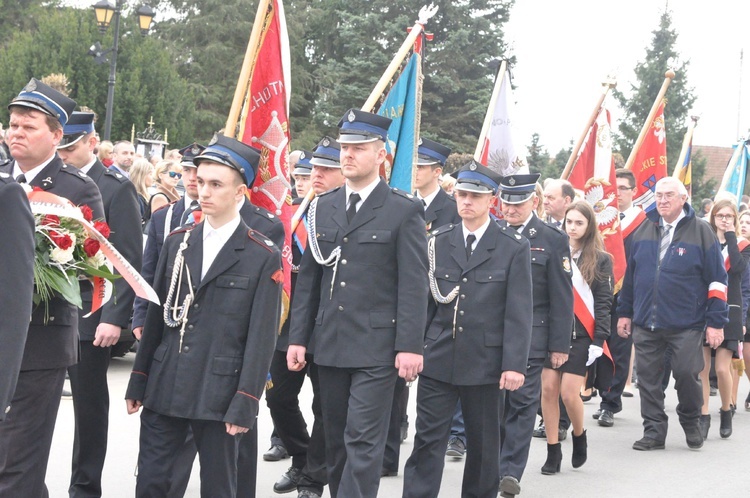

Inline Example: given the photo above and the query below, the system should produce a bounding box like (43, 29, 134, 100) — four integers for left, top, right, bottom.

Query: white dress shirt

(201, 215, 241, 279)
(462, 217, 491, 252)
(12, 154, 56, 183)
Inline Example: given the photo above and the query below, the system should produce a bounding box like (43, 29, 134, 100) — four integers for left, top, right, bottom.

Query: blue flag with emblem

(377, 52, 422, 192)
(717, 139, 750, 206)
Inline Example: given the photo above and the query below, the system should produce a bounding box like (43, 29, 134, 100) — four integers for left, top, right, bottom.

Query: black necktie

(619, 212, 626, 221)
(182, 199, 199, 224)
(15, 174, 26, 184)
(465, 233, 476, 260)
(347, 192, 361, 223)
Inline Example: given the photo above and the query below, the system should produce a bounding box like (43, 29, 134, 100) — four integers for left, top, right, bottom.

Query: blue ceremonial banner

(377, 52, 422, 192)
(718, 140, 750, 206)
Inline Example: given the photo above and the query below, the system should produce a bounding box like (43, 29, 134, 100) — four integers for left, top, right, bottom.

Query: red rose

(83, 238, 100, 257)
(80, 205, 93, 222)
(94, 220, 111, 238)
(51, 232, 73, 250)
(42, 214, 60, 227)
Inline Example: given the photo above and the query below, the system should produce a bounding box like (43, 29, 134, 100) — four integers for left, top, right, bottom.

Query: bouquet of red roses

(29, 190, 119, 314)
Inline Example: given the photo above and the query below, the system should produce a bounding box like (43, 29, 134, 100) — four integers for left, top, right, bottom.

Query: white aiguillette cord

(427, 236, 462, 337)
(163, 230, 195, 352)
(307, 196, 341, 299)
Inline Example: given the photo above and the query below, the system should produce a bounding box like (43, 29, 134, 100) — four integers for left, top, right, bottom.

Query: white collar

(203, 215, 241, 243)
(12, 153, 56, 183)
(462, 217, 491, 246)
(345, 177, 381, 206)
(661, 208, 686, 229)
(80, 157, 97, 175)
(417, 185, 440, 208)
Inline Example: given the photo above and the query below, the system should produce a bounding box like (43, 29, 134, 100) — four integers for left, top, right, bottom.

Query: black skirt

(545, 333, 591, 376)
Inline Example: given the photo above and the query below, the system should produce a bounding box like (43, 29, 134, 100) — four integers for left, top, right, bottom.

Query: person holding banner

(699, 199, 750, 440)
(288, 109, 428, 498)
(540, 201, 613, 474)
(617, 177, 728, 451)
(56, 111, 143, 498)
(593, 169, 648, 428)
(0, 78, 105, 497)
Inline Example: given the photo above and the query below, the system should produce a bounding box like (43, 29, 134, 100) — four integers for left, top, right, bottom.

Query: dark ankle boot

(699, 414, 710, 440)
(719, 408, 732, 438)
(541, 443, 562, 475)
(571, 429, 587, 468)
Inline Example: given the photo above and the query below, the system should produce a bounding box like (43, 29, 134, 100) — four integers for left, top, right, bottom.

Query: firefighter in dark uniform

(383, 136, 459, 476)
(287, 109, 428, 498)
(0, 78, 105, 497)
(56, 111, 143, 498)
(0, 176, 35, 423)
(126, 134, 283, 497)
(402, 161, 532, 498)
(496, 173, 574, 498)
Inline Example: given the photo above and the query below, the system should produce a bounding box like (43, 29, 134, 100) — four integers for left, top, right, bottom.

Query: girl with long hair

(540, 201, 613, 474)
(701, 199, 750, 438)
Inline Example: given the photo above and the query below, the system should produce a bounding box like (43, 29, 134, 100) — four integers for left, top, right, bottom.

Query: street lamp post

(91, 1, 156, 141)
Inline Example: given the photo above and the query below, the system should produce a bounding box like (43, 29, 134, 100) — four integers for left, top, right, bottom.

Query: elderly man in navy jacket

(618, 177, 729, 451)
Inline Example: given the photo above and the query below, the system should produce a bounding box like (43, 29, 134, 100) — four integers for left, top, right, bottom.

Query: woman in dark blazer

(701, 199, 750, 439)
(540, 201, 613, 475)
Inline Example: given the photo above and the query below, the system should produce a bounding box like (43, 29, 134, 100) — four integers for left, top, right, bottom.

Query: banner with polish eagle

(237, 0, 293, 319)
(567, 108, 626, 291)
(631, 100, 668, 212)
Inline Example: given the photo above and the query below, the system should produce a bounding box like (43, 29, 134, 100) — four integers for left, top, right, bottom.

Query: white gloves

(586, 345, 603, 366)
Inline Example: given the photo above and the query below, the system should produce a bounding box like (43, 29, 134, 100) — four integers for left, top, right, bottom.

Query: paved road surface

(46, 353, 750, 497)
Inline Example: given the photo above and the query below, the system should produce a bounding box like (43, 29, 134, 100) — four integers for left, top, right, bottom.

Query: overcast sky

(504, 0, 750, 159)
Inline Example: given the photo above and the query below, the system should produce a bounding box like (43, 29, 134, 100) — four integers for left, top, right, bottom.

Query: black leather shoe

(541, 443, 562, 475)
(719, 408, 733, 438)
(445, 437, 466, 458)
(532, 422, 546, 438)
(61, 388, 73, 400)
(683, 425, 703, 449)
(499, 475, 521, 496)
(264, 444, 290, 462)
(632, 437, 665, 451)
(381, 468, 398, 477)
(699, 414, 710, 440)
(597, 410, 614, 427)
(592, 408, 602, 420)
(274, 467, 302, 493)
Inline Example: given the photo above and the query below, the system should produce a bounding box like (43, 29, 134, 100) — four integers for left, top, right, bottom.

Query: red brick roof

(693, 145, 734, 185)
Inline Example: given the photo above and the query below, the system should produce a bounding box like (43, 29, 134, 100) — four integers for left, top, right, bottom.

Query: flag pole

(292, 4, 438, 234)
(624, 69, 675, 170)
(473, 60, 508, 162)
(224, 0, 271, 138)
(361, 4, 438, 112)
(672, 115, 698, 178)
(560, 77, 617, 179)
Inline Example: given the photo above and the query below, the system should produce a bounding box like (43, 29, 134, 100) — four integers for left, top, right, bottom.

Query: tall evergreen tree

(0, 6, 195, 145)
(613, 10, 695, 164)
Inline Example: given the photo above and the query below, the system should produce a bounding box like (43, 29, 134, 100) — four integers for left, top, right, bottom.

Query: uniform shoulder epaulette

(317, 186, 341, 197)
(499, 225, 525, 243)
(167, 223, 196, 237)
(152, 199, 179, 215)
(390, 187, 417, 202)
(253, 205, 277, 220)
(430, 223, 456, 237)
(103, 167, 128, 183)
(60, 164, 93, 182)
(0, 171, 10, 181)
(247, 229, 277, 252)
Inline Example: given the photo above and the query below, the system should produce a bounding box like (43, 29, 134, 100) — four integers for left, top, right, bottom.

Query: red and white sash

(620, 208, 647, 240)
(571, 257, 613, 365)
